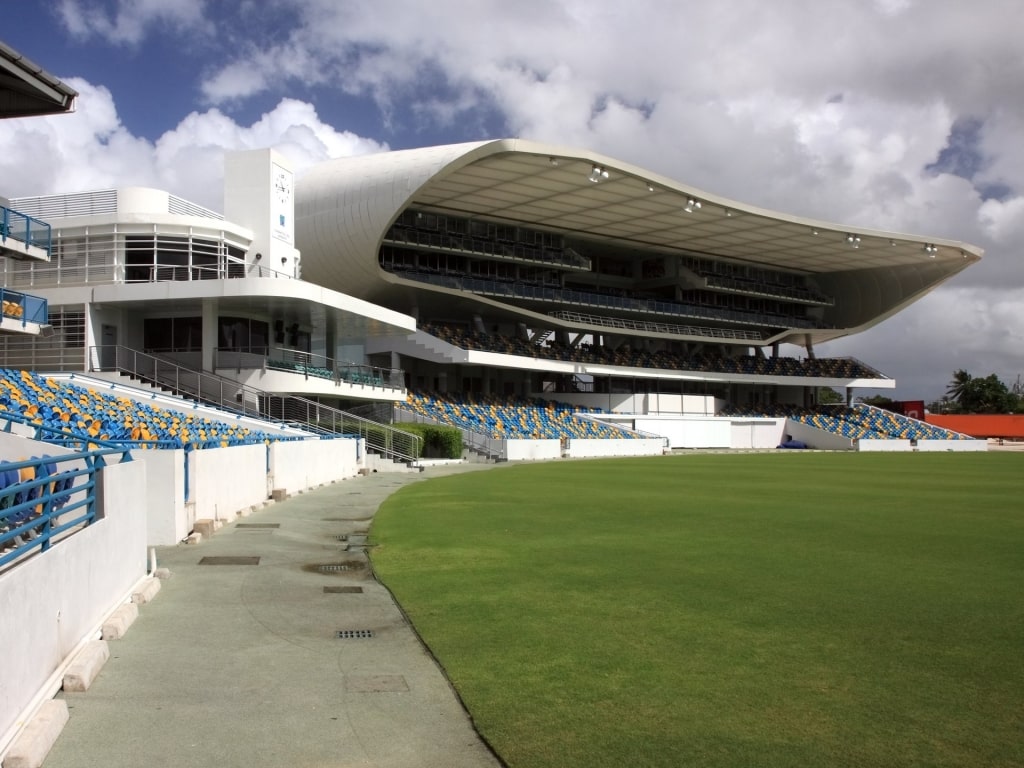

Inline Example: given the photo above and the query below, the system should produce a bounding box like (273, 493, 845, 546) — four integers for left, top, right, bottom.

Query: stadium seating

(0, 368, 279, 448)
(722, 403, 968, 441)
(420, 322, 882, 380)
(401, 391, 637, 440)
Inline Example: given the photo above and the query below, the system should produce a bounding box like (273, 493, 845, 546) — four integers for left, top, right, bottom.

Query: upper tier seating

(421, 323, 883, 379)
(0, 368, 280, 448)
(401, 391, 637, 440)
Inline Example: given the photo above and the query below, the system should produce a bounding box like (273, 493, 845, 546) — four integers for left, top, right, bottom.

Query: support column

(202, 298, 218, 372)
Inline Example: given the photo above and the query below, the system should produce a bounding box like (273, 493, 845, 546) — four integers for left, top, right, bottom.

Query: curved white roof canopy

(296, 139, 982, 346)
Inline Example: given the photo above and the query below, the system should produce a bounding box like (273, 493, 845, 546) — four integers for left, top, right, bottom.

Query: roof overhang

(0, 42, 77, 118)
(410, 139, 983, 275)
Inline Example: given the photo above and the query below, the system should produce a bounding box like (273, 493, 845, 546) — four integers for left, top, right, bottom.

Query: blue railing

(0, 205, 52, 259)
(0, 287, 48, 326)
(0, 446, 133, 570)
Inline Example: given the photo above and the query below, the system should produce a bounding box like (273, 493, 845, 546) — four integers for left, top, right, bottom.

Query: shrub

(398, 422, 462, 459)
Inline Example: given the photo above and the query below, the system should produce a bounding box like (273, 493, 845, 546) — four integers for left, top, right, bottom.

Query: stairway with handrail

(87, 345, 422, 462)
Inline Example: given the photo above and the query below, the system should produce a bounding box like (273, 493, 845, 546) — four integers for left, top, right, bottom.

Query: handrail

(0, 445, 133, 572)
(261, 394, 423, 463)
(88, 345, 422, 462)
(0, 204, 52, 258)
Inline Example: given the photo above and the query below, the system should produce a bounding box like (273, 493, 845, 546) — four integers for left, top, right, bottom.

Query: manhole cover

(199, 556, 260, 566)
(237, 523, 280, 529)
(344, 674, 408, 692)
(336, 629, 374, 639)
(324, 586, 363, 594)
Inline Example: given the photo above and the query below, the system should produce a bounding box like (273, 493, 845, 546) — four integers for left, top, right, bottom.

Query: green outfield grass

(370, 453, 1024, 768)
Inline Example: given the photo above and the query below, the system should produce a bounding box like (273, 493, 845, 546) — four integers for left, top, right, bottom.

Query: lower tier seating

(400, 391, 637, 440)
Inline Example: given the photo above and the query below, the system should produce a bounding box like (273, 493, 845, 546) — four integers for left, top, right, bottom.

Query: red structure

(926, 414, 1024, 439)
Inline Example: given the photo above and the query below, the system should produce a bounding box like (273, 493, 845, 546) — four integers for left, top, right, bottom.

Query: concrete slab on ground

(42, 464, 502, 768)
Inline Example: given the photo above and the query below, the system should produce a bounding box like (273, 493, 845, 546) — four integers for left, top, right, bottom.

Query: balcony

(1, 205, 51, 261)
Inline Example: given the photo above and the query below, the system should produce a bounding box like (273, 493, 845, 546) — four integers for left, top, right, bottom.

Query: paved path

(44, 465, 503, 768)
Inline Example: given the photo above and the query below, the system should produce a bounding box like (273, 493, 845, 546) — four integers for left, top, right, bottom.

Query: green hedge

(397, 422, 463, 459)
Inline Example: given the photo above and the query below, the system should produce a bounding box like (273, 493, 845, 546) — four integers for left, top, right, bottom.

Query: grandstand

(295, 139, 984, 453)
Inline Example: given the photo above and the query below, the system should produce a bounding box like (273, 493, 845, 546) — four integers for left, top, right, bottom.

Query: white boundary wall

(134, 438, 364, 545)
(0, 457, 147, 750)
(505, 439, 561, 461)
(858, 438, 985, 452)
(269, 437, 363, 490)
(566, 438, 665, 458)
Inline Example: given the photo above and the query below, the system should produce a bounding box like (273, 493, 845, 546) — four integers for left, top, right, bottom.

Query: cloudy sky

(3, 0, 1022, 401)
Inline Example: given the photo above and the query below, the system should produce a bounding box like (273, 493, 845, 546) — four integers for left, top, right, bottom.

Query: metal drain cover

(199, 556, 261, 565)
(237, 523, 280, 529)
(336, 629, 374, 639)
(319, 564, 352, 572)
(324, 586, 363, 594)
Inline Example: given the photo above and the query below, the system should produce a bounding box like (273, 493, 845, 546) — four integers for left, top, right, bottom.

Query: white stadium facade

(1, 138, 987, 457)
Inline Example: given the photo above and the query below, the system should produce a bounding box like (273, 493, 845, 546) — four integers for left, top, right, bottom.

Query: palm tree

(946, 369, 972, 404)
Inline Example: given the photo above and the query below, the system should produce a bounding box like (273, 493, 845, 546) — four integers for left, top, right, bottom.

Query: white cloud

(0, 81, 387, 210)
(57, 0, 207, 46)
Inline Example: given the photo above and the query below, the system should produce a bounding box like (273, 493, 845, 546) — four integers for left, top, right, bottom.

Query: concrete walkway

(43, 465, 503, 768)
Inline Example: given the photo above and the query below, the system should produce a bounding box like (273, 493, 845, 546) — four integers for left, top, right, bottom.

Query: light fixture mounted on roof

(549, 157, 559, 166)
(811, 229, 819, 235)
(684, 198, 702, 213)
(588, 165, 609, 183)
(923, 244, 938, 256)
(646, 182, 655, 192)
(846, 233, 861, 248)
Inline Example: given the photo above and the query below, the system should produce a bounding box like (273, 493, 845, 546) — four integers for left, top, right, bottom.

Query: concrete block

(238, 505, 252, 517)
(63, 640, 110, 693)
(154, 567, 173, 580)
(193, 519, 216, 538)
(132, 577, 161, 606)
(271, 489, 287, 501)
(357, 467, 370, 476)
(213, 519, 224, 531)
(185, 532, 202, 545)
(101, 603, 139, 640)
(2, 699, 69, 768)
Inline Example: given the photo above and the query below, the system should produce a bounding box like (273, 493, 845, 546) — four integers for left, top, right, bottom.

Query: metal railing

(0, 205, 52, 258)
(385, 266, 821, 329)
(547, 310, 767, 341)
(0, 443, 133, 572)
(252, 347, 404, 389)
(88, 345, 421, 462)
(261, 395, 422, 462)
(0, 287, 48, 327)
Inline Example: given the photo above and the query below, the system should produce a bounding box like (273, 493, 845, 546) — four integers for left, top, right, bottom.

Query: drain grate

(336, 535, 348, 541)
(199, 556, 261, 566)
(336, 629, 374, 639)
(324, 586, 364, 594)
(237, 523, 280, 529)
(319, 564, 352, 572)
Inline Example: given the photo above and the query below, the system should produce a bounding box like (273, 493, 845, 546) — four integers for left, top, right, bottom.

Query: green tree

(817, 387, 845, 404)
(946, 369, 972, 406)
(958, 373, 1014, 414)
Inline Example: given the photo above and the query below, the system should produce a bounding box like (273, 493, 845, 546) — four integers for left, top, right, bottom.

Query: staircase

(88, 344, 423, 462)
